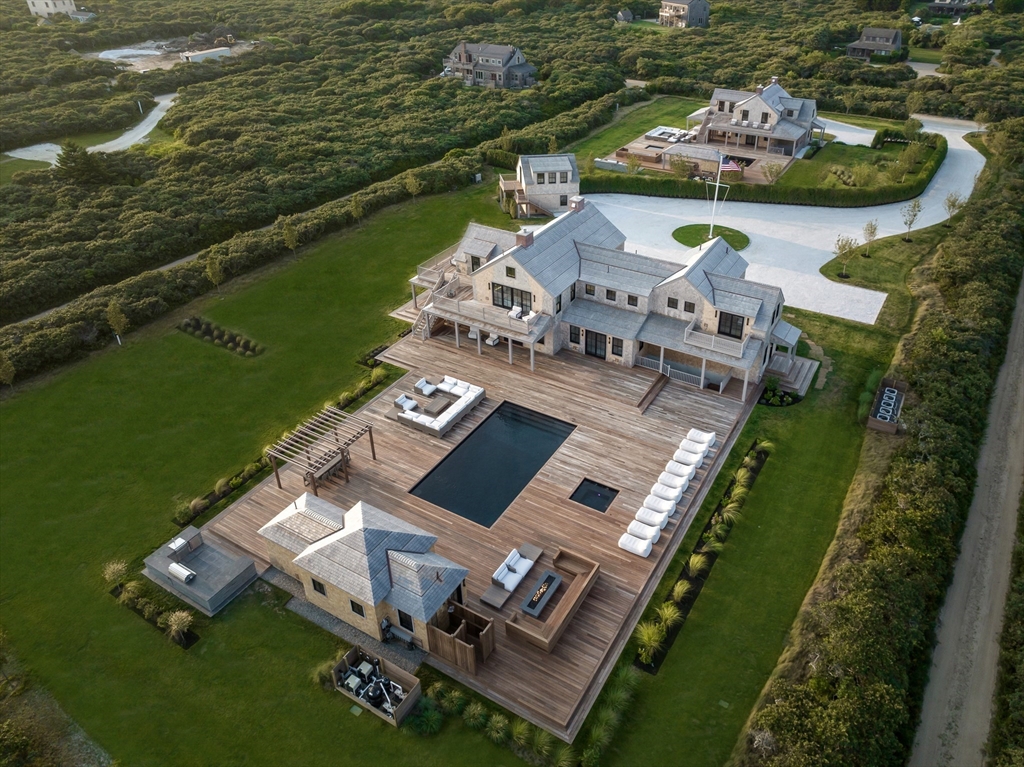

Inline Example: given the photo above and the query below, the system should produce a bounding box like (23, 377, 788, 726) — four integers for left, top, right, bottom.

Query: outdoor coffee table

(423, 397, 450, 416)
(520, 570, 562, 618)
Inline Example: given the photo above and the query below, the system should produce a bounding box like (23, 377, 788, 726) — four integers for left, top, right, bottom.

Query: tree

(0, 352, 14, 389)
(863, 218, 878, 257)
(761, 161, 784, 185)
(55, 140, 102, 184)
(548, 135, 558, 154)
(625, 154, 642, 175)
(669, 155, 691, 180)
(500, 125, 513, 153)
(350, 192, 363, 221)
(102, 560, 128, 590)
(903, 117, 924, 140)
(901, 198, 923, 241)
(886, 157, 908, 185)
(405, 174, 424, 199)
(943, 191, 964, 226)
(164, 609, 193, 644)
(834, 233, 858, 277)
(280, 217, 298, 253)
(106, 300, 129, 346)
(842, 91, 857, 114)
(205, 256, 225, 294)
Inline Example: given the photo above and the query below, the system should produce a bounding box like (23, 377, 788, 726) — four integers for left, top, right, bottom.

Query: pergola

(267, 406, 375, 496)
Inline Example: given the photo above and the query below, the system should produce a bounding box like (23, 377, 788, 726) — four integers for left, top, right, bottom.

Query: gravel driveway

(590, 115, 985, 324)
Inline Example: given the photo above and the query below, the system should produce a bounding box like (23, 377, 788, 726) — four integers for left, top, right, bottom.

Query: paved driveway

(590, 115, 985, 324)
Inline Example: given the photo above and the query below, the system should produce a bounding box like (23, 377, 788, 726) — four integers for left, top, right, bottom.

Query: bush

(407, 698, 443, 736)
(214, 478, 231, 496)
(189, 497, 209, 515)
(439, 688, 466, 715)
(508, 718, 532, 748)
(370, 365, 387, 384)
(485, 712, 509, 744)
(462, 701, 488, 729)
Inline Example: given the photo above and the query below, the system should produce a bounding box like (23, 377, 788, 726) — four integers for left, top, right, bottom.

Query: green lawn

(673, 224, 750, 251)
(602, 308, 899, 767)
(0, 179, 523, 766)
(630, 19, 672, 33)
(777, 141, 935, 190)
(566, 96, 707, 162)
(909, 46, 944, 64)
(0, 154, 49, 185)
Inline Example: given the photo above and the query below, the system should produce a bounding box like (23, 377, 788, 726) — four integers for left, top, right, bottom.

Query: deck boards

(205, 328, 747, 741)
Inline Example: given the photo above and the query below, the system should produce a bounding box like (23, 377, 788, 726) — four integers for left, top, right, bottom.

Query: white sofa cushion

(665, 460, 696, 478)
(436, 381, 454, 393)
(397, 410, 416, 422)
(628, 519, 661, 542)
(618, 533, 653, 558)
(636, 506, 669, 529)
(451, 384, 469, 397)
(443, 375, 458, 384)
(644, 494, 676, 515)
(658, 471, 689, 491)
(679, 438, 709, 456)
(672, 449, 704, 468)
(687, 428, 717, 447)
(651, 483, 683, 503)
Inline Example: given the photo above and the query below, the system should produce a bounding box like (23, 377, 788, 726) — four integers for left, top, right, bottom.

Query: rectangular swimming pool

(410, 401, 575, 528)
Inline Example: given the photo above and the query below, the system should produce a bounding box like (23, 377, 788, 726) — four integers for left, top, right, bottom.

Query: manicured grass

(909, 46, 944, 64)
(0, 180, 522, 765)
(566, 96, 707, 163)
(0, 154, 49, 184)
(777, 141, 935, 190)
(603, 308, 899, 767)
(819, 111, 905, 132)
(630, 19, 672, 33)
(672, 224, 750, 251)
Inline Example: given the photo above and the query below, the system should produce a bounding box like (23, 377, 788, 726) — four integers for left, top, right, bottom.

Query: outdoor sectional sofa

(397, 377, 485, 437)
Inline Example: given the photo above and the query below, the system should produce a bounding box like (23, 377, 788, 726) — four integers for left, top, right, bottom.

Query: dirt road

(909, 274, 1024, 767)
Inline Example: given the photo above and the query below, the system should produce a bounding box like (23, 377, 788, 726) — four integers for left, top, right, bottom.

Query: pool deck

(205, 326, 752, 741)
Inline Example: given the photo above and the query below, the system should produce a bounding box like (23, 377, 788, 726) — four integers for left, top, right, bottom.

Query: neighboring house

(259, 493, 469, 649)
(26, 0, 75, 17)
(180, 47, 231, 63)
(498, 154, 581, 218)
(658, 0, 710, 28)
(928, 0, 991, 13)
(414, 196, 802, 400)
(846, 28, 903, 59)
(443, 42, 536, 89)
(616, 8, 634, 22)
(697, 76, 825, 157)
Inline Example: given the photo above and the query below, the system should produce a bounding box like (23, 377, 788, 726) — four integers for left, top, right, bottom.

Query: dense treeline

(737, 117, 1024, 767)
(989, 496, 1024, 767)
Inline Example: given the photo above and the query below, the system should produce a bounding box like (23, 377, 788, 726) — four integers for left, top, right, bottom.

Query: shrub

(552, 744, 577, 767)
(462, 701, 488, 729)
(485, 712, 509, 743)
(189, 497, 209, 514)
(672, 578, 695, 604)
(425, 681, 447, 701)
(439, 688, 466, 715)
(118, 580, 142, 607)
(229, 476, 244, 490)
(164, 610, 193, 644)
(634, 620, 666, 665)
(581, 745, 602, 767)
(310, 659, 336, 690)
(214, 478, 231, 496)
(687, 553, 710, 578)
(370, 365, 387, 384)
(173, 503, 194, 525)
(141, 601, 160, 621)
(532, 727, 555, 759)
(408, 698, 443, 736)
(102, 559, 128, 588)
(509, 718, 532, 748)
(655, 601, 683, 629)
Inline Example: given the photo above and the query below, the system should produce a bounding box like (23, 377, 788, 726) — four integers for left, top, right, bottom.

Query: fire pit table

(520, 570, 562, 618)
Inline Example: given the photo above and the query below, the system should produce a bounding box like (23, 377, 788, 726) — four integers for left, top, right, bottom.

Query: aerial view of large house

(498, 154, 581, 218)
(658, 0, 710, 27)
(25, 0, 75, 17)
(846, 27, 903, 59)
(693, 77, 826, 157)
(443, 42, 537, 88)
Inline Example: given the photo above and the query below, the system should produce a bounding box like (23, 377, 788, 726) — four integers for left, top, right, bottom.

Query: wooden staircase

(769, 355, 819, 397)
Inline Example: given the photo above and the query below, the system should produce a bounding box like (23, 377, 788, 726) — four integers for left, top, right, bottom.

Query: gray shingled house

(259, 494, 468, 648)
(443, 42, 536, 89)
(846, 28, 903, 60)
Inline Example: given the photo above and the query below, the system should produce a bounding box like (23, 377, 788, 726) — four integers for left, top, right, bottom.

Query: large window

(718, 312, 745, 339)
(611, 337, 623, 357)
(548, 173, 556, 183)
(350, 600, 365, 617)
(398, 610, 414, 632)
(761, 111, 769, 123)
(492, 283, 532, 313)
(741, 109, 749, 121)
(569, 325, 580, 344)
(560, 195, 568, 207)
(312, 579, 326, 596)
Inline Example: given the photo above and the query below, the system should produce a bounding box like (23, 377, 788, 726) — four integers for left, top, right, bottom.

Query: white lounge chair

(508, 305, 522, 319)
(394, 394, 418, 411)
(665, 460, 696, 479)
(627, 519, 661, 543)
(651, 483, 683, 503)
(672, 449, 704, 469)
(658, 471, 689, 491)
(435, 375, 459, 393)
(467, 326, 480, 341)
(678, 438, 709, 457)
(618, 533, 653, 558)
(636, 506, 669, 529)
(687, 428, 717, 447)
(644, 494, 676, 515)
(485, 333, 501, 346)
(414, 377, 437, 397)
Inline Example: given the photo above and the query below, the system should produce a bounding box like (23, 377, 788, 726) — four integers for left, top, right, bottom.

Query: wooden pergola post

(271, 456, 281, 489)
(309, 473, 319, 497)
(368, 425, 376, 460)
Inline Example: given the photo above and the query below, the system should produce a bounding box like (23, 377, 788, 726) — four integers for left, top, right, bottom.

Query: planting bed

(178, 316, 264, 357)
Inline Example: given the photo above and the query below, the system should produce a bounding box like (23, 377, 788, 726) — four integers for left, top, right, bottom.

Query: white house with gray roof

(443, 42, 536, 89)
(413, 196, 803, 400)
(498, 154, 580, 218)
(259, 494, 468, 648)
(697, 77, 826, 157)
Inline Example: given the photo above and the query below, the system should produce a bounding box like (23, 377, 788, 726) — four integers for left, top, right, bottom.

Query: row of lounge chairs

(617, 428, 717, 558)
(397, 376, 485, 437)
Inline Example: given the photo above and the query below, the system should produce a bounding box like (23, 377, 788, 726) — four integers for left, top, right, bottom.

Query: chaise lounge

(651, 483, 683, 503)
(678, 438, 709, 457)
(665, 460, 696, 479)
(672, 449, 704, 469)
(636, 506, 669, 529)
(687, 428, 717, 447)
(658, 471, 689, 491)
(480, 543, 542, 609)
(618, 532, 653, 558)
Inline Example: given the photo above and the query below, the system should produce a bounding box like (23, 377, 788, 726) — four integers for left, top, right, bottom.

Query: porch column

(477, 330, 482, 355)
(700, 357, 706, 388)
(766, 137, 771, 154)
(454, 320, 460, 349)
(659, 345, 665, 374)
(412, 284, 417, 309)
(742, 368, 749, 401)
(508, 338, 514, 365)
(530, 343, 535, 372)
(425, 312, 431, 339)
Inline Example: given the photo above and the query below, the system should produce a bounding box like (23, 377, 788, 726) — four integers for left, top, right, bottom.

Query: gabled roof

(452, 223, 517, 265)
(259, 493, 346, 554)
(661, 237, 747, 301)
(577, 242, 678, 296)
(500, 202, 625, 297)
(451, 42, 519, 62)
(707, 272, 784, 330)
(386, 550, 468, 623)
(520, 154, 576, 177)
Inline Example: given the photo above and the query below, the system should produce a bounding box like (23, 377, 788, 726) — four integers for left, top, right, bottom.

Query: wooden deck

(205, 327, 749, 741)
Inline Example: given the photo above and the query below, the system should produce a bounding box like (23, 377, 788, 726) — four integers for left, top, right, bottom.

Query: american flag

(720, 158, 742, 173)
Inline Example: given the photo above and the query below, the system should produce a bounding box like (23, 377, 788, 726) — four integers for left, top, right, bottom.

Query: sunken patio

(202, 329, 752, 741)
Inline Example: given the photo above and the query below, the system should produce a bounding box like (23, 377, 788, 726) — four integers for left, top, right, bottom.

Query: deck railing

(684, 319, 747, 358)
(427, 294, 544, 334)
(636, 356, 661, 372)
(415, 244, 459, 283)
(637, 355, 704, 388)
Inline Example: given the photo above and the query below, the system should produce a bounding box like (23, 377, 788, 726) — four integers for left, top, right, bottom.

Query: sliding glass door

(585, 330, 606, 359)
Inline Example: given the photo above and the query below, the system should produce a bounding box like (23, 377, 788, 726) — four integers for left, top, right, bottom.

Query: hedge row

(0, 151, 483, 383)
(989, 495, 1024, 767)
(738, 118, 1024, 767)
(580, 135, 948, 208)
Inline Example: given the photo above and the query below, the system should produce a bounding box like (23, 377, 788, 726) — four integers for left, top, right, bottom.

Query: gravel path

(590, 115, 984, 324)
(909, 275, 1024, 767)
(6, 93, 177, 165)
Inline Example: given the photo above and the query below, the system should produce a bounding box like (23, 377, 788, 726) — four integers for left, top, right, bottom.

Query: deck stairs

(768, 354, 819, 397)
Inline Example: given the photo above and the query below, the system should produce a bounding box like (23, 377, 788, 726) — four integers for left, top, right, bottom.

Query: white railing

(427, 295, 545, 335)
(636, 356, 661, 372)
(667, 366, 702, 387)
(684, 320, 747, 358)
(415, 244, 459, 282)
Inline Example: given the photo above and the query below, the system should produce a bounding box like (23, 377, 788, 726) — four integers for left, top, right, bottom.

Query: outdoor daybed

(618, 533, 653, 558)
(678, 438, 709, 457)
(636, 506, 669, 529)
(651, 483, 683, 503)
(480, 543, 542, 609)
(644, 494, 677, 515)
(658, 471, 689, 491)
(687, 428, 717, 447)
(628, 519, 661, 542)
(672, 449, 704, 469)
(665, 460, 696, 478)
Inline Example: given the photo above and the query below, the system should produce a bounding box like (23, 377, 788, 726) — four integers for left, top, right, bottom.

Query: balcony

(684, 319, 747, 358)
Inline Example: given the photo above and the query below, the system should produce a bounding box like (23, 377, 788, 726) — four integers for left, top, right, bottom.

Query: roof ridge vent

(302, 509, 342, 530)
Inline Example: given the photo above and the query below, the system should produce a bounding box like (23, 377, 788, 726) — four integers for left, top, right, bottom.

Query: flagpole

(709, 152, 724, 240)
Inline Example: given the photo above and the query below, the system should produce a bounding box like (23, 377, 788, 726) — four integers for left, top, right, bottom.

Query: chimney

(569, 195, 586, 212)
(755, 85, 763, 95)
(516, 231, 534, 248)
(770, 75, 779, 85)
